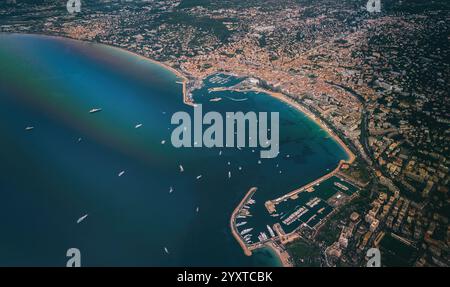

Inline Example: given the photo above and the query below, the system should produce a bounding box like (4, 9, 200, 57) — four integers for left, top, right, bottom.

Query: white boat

(209, 97, 222, 102)
(164, 247, 169, 254)
(161, 140, 166, 144)
(25, 126, 34, 131)
(89, 108, 102, 114)
(236, 221, 247, 227)
(169, 186, 174, 194)
(267, 225, 276, 237)
(219, 151, 222, 156)
(135, 123, 143, 129)
(334, 182, 349, 191)
(240, 228, 253, 235)
(77, 137, 82, 143)
(196, 175, 202, 180)
(118, 171, 125, 177)
(76, 214, 88, 224)
(179, 165, 184, 172)
(228, 171, 231, 179)
(196, 206, 199, 213)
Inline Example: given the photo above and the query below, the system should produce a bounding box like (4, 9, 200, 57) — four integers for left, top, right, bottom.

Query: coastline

(214, 86, 357, 266)
(4, 33, 195, 107)
(8, 33, 356, 267)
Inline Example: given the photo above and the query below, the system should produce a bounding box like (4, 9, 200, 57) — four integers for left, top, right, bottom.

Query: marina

(0, 35, 350, 266)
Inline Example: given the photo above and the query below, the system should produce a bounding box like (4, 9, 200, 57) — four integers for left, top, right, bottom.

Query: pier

(230, 187, 258, 256)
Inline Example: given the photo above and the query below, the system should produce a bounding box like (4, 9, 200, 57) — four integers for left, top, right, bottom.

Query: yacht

(89, 108, 102, 114)
(76, 214, 88, 224)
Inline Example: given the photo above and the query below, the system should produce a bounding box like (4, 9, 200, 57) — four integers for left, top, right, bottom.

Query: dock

(230, 187, 258, 256)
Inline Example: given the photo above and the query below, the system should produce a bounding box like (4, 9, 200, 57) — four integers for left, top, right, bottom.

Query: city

(0, 0, 448, 267)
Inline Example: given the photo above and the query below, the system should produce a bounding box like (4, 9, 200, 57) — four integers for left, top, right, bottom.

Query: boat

(25, 126, 34, 131)
(236, 221, 247, 227)
(135, 123, 143, 129)
(267, 225, 276, 237)
(283, 207, 309, 226)
(77, 137, 82, 143)
(169, 186, 174, 194)
(164, 247, 169, 254)
(240, 228, 253, 235)
(196, 206, 199, 213)
(76, 214, 88, 224)
(209, 97, 222, 102)
(161, 140, 166, 144)
(219, 150, 222, 156)
(118, 171, 125, 177)
(226, 96, 248, 102)
(258, 232, 268, 242)
(89, 108, 102, 114)
(196, 175, 202, 180)
(306, 197, 321, 208)
(334, 182, 349, 191)
(228, 171, 231, 179)
(179, 165, 184, 172)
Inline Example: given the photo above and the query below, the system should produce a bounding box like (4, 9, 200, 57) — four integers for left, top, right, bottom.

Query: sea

(0, 34, 348, 266)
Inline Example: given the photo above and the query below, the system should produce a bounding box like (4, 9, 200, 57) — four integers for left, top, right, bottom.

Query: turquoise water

(0, 34, 347, 266)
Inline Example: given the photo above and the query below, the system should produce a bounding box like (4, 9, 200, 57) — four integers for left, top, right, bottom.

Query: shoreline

(4, 33, 196, 107)
(7, 33, 356, 267)
(213, 86, 357, 266)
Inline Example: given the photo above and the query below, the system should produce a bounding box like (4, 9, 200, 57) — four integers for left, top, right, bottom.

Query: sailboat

(89, 108, 102, 114)
(77, 214, 88, 224)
